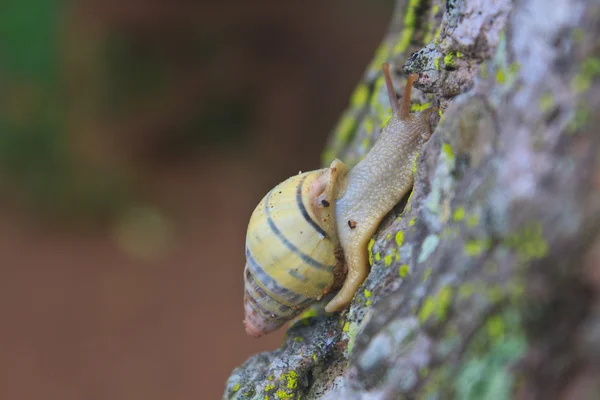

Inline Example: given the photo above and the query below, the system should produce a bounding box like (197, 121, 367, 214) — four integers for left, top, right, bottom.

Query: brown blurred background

(0, 1, 393, 398)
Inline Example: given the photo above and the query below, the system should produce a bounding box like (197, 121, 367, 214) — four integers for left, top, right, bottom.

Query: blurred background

(0, 1, 393, 398)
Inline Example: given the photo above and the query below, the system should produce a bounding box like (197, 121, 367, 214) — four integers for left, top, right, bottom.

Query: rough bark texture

(224, 0, 600, 398)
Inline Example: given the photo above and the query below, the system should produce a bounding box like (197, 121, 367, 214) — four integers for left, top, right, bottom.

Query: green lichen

(571, 57, 600, 94)
(454, 309, 526, 400)
(538, 92, 555, 113)
(343, 322, 350, 332)
(265, 384, 275, 392)
(399, 264, 410, 277)
(282, 371, 298, 390)
(486, 315, 505, 343)
(233, 383, 241, 392)
(410, 101, 433, 112)
(466, 213, 480, 228)
(419, 285, 454, 323)
(496, 69, 506, 84)
(361, 137, 371, 151)
(453, 207, 465, 222)
(375, 252, 382, 262)
(384, 253, 394, 267)
(350, 84, 369, 107)
(423, 266, 433, 281)
(275, 390, 294, 399)
(480, 62, 489, 79)
(442, 142, 455, 160)
(409, 217, 416, 226)
(458, 283, 475, 300)
(464, 239, 489, 257)
(395, 230, 405, 247)
(393, 0, 422, 55)
(443, 52, 457, 68)
(504, 222, 549, 262)
(434, 56, 441, 71)
(368, 238, 375, 266)
(345, 321, 362, 355)
(364, 117, 374, 135)
(568, 102, 591, 133)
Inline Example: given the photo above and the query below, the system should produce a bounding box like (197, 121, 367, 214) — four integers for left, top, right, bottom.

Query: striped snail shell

(243, 62, 436, 337)
(243, 160, 348, 337)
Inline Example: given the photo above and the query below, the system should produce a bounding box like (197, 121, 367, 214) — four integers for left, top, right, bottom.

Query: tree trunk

(224, 0, 600, 398)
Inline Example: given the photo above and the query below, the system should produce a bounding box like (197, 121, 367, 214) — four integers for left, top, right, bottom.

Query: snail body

(244, 63, 436, 337)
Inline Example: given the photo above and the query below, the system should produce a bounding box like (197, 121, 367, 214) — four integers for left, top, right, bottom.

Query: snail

(243, 63, 436, 337)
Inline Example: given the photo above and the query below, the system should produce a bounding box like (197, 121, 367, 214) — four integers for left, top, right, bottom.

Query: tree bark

(224, 0, 600, 398)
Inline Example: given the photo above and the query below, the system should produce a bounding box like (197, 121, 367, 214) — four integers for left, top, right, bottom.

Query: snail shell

(243, 160, 348, 337)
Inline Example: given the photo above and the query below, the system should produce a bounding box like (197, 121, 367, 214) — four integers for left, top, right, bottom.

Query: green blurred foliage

(0, 0, 133, 222)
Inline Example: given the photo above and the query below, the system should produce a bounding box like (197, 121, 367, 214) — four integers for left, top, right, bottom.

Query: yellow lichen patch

(276, 390, 294, 399)
(312, 354, 317, 361)
(539, 92, 555, 113)
(351, 84, 369, 107)
(364, 117, 375, 135)
(367, 44, 391, 75)
(442, 142, 454, 161)
(504, 222, 549, 262)
(572, 57, 600, 94)
(297, 308, 318, 320)
(409, 217, 416, 226)
(464, 239, 489, 257)
(486, 315, 505, 342)
(233, 383, 241, 392)
(444, 53, 456, 68)
(466, 213, 480, 228)
(293, 337, 303, 342)
(412, 152, 420, 174)
(384, 254, 394, 267)
(496, 69, 506, 84)
(375, 252, 382, 262)
(458, 283, 475, 300)
(343, 321, 350, 332)
(419, 285, 454, 323)
(399, 264, 410, 277)
(368, 238, 375, 266)
(395, 230, 405, 247)
(336, 115, 356, 142)
(282, 371, 298, 390)
(433, 26, 443, 45)
(386, 233, 392, 241)
(364, 289, 372, 306)
(265, 384, 275, 392)
(434, 56, 441, 71)
(361, 137, 371, 151)
(380, 114, 392, 128)
(423, 266, 433, 281)
(453, 207, 465, 222)
(393, 0, 421, 55)
(410, 101, 433, 112)
(480, 62, 489, 79)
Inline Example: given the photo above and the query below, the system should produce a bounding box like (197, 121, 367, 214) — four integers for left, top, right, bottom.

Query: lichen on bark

(224, 0, 600, 398)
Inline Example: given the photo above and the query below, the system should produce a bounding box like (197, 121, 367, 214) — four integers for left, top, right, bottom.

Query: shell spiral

(243, 163, 346, 337)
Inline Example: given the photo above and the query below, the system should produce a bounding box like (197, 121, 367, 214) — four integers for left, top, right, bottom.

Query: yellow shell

(243, 163, 346, 337)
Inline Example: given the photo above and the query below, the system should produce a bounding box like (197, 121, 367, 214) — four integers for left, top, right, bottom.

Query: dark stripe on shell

(296, 174, 327, 238)
(265, 190, 333, 271)
(287, 268, 308, 281)
(245, 246, 313, 307)
(244, 274, 297, 323)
